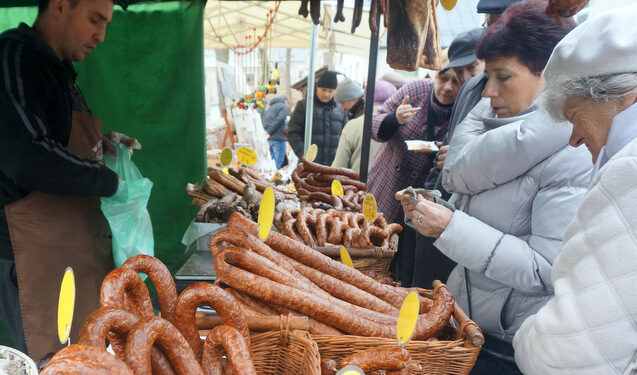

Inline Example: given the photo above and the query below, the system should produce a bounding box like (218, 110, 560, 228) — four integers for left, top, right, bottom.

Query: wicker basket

(249, 320, 322, 375)
(312, 286, 483, 375)
(314, 233, 399, 274)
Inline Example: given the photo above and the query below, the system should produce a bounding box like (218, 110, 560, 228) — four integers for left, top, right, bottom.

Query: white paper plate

(405, 140, 439, 153)
(0, 346, 38, 375)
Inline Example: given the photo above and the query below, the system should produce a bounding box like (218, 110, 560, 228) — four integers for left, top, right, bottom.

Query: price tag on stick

(441, 0, 458, 10)
(331, 179, 344, 197)
(337, 366, 365, 375)
(340, 246, 354, 268)
(306, 144, 318, 162)
(58, 267, 76, 345)
(236, 146, 257, 166)
(220, 147, 233, 167)
(363, 193, 378, 222)
(396, 291, 420, 347)
(258, 187, 275, 240)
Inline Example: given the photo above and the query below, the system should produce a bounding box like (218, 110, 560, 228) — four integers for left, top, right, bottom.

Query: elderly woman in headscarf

(396, 0, 592, 372)
(513, 5, 637, 374)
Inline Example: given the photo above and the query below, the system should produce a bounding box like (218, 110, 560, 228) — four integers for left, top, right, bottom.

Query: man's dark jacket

(286, 94, 348, 165)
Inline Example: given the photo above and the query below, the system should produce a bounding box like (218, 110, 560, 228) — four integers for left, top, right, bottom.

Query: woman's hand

(396, 95, 421, 125)
(403, 197, 453, 238)
(436, 143, 449, 170)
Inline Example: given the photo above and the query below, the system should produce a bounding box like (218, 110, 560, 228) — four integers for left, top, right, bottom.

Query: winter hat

(441, 28, 484, 73)
(372, 81, 397, 106)
(316, 70, 338, 89)
(477, 0, 524, 14)
(381, 71, 406, 89)
(334, 78, 364, 103)
(543, 4, 637, 82)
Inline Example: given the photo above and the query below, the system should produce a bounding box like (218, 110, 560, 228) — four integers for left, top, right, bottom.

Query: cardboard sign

(220, 147, 233, 166)
(331, 179, 344, 197)
(58, 267, 76, 345)
(363, 193, 378, 222)
(441, 0, 458, 10)
(236, 146, 257, 166)
(340, 246, 354, 268)
(306, 144, 318, 162)
(258, 187, 275, 240)
(397, 291, 420, 346)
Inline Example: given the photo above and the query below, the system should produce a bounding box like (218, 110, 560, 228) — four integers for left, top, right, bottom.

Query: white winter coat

(438, 99, 593, 342)
(513, 128, 637, 374)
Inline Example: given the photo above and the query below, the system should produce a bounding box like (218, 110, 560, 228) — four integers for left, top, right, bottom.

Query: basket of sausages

(211, 213, 483, 375)
(273, 207, 402, 274)
(40, 254, 321, 375)
(292, 158, 367, 211)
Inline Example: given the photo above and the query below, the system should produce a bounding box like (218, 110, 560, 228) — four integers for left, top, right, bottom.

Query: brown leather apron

(5, 112, 114, 359)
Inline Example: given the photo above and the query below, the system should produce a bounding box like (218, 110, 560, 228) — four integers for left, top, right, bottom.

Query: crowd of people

(263, 0, 637, 373)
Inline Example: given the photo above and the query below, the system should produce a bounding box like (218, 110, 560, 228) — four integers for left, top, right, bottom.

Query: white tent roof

(204, 0, 482, 58)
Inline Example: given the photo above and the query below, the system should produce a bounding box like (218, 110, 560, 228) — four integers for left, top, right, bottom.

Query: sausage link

(305, 173, 332, 187)
(326, 216, 344, 244)
(295, 207, 318, 247)
(334, 0, 346, 22)
(121, 255, 178, 325)
(201, 325, 256, 375)
(225, 288, 278, 315)
(321, 358, 338, 374)
(340, 347, 410, 372)
(302, 158, 360, 180)
(369, 0, 378, 33)
(226, 212, 423, 310)
(174, 283, 250, 361)
(100, 268, 153, 318)
(126, 316, 203, 375)
(78, 308, 176, 375)
(41, 344, 133, 375)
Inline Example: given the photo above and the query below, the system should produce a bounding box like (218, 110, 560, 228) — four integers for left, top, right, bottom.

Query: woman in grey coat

(397, 1, 590, 373)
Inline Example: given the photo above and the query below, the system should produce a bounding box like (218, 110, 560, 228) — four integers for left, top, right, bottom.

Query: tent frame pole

(359, 11, 381, 182)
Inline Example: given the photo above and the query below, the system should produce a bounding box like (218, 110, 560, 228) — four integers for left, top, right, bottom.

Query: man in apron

(0, 0, 130, 359)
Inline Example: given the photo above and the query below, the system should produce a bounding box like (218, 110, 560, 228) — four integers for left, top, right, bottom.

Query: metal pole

(303, 22, 319, 156)
(359, 11, 381, 183)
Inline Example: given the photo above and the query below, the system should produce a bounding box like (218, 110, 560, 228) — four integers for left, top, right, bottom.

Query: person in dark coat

(263, 96, 288, 169)
(286, 71, 348, 165)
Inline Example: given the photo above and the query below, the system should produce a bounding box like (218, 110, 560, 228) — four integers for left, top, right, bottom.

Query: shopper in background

(332, 80, 397, 174)
(287, 70, 348, 165)
(334, 78, 365, 120)
(405, 27, 486, 291)
(367, 57, 461, 285)
(263, 95, 288, 169)
(381, 71, 406, 90)
(0, 0, 137, 357)
(513, 5, 637, 373)
(398, 1, 587, 373)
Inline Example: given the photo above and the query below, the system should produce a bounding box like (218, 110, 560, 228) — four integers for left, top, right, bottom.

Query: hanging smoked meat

(387, 0, 441, 71)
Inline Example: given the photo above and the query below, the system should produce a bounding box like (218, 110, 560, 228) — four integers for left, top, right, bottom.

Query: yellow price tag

(258, 187, 275, 240)
(340, 246, 354, 268)
(306, 144, 318, 162)
(222, 168, 230, 175)
(337, 366, 365, 375)
(236, 146, 257, 166)
(440, 0, 458, 10)
(220, 147, 233, 166)
(396, 291, 420, 346)
(363, 193, 377, 222)
(57, 267, 76, 345)
(331, 179, 344, 197)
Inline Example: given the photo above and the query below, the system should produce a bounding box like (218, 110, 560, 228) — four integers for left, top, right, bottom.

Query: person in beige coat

(332, 80, 396, 174)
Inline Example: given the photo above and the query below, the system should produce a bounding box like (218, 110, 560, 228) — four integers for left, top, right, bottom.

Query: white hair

(541, 72, 637, 121)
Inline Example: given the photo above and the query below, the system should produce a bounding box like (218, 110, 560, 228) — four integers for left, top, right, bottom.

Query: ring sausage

(201, 325, 256, 375)
(340, 347, 410, 372)
(40, 345, 133, 375)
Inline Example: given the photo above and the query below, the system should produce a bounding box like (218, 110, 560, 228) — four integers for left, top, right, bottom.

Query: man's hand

(402, 198, 453, 238)
(396, 95, 421, 125)
(436, 143, 449, 170)
(103, 131, 142, 157)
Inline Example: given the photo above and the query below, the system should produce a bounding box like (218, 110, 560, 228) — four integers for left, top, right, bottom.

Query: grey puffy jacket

(287, 95, 348, 165)
(437, 99, 593, 342)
